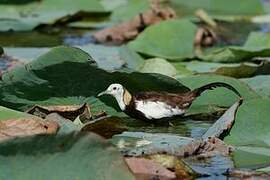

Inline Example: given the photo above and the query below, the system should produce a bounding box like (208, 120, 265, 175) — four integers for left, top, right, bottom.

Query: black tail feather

(193, 82, 242, 98)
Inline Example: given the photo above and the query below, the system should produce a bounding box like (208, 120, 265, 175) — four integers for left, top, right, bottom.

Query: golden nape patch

(123, 89, 132, 106)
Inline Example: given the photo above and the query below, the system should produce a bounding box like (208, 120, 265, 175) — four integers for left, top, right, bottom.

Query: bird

(98, 82, 242, 122)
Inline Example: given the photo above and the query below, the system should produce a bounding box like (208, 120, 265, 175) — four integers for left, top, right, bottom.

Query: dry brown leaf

(147, 154, 197, 179)
(26, 103, 92, 122)
(125, 157, 176, 180)
(0, 118, 59, 142)
(194, 26, 217, 55)
(227, 169, 270, 179)
(93, 5, 176, 45)
(165, 138, 233, 158)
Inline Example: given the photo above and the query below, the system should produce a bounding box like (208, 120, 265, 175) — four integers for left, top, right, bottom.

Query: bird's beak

(97, 90, 109, 97)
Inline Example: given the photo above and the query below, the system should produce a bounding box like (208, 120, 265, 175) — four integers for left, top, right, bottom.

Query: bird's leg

(168, 121, 175, 127)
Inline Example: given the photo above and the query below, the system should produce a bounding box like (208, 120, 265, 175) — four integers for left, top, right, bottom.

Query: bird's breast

(134, 100, 185, 120)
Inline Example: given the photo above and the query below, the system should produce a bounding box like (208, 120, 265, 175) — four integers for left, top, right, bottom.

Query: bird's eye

(113, 87, 117, 90)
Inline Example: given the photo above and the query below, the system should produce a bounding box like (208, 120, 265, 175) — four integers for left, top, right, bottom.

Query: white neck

(114, 92, 126, 111)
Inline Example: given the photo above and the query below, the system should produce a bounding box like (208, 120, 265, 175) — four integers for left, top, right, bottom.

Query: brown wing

(134, 91, 195, 108)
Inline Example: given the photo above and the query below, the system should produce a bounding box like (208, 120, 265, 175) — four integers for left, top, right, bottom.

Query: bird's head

(98, 83, 132, 110)
(98, 83, 124, 98)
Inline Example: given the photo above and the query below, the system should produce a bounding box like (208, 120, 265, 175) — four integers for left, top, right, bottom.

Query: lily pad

(224, 98, 270, 168)
(128, 19, 197, 60)
(0, 0, 106, 31)
(170, 0, 264, 17)
(0, 46, 189, 117)
(110, 0, 149, 22)
(139, 58, 178, 77)
(0, 132, 135, 180)
(0, 106, 33, 120)
(178, 74, 258, 114)
(184, 61, 265, 78)
(242, 75, 270, 98)
(200, 32, 270, 63)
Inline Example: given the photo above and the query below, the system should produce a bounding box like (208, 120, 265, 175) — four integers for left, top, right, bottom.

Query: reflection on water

(185, 155, 234, 179)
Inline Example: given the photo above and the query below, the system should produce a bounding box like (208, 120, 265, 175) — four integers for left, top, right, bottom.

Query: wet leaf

(228, 169, 270, 179)
(111, 131, 232, 157)
(46, 113, 81, 134)
(147, 154, 197, 179)
(125, 157, 176, 180)
(0, 132, 135, 180)
(128, 19, 197, 60)
(81, 116, 128, 139)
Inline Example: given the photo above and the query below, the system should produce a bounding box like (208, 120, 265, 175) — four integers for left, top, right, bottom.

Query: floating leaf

(178, 74, 258, 115)
(0, 132, 135, 180)
(242, 75, 270, 98)
(224, 98, 270, 168)
(184, 60, 266, 78)
(200, 32, 270, 62)
(170, 0, 264, 17)
(0, 0, 106, 31)
(0, 46, 189, 117)
(128, 19, 197, 60)
(0, 106, 58, 142)
(110, 0, 149, 22)
(139, 58, 178, 77)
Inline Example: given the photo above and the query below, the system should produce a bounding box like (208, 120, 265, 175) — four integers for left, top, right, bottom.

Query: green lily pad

(3, 44, 144, 71)
(128, 19, 197, 60)
(0, 106, 33, 120)
(0, 132, 135, 180)
(139, 58, 178, 77)
(224, 98, 270, 168)
(110, 0, 149, 22)
(178, 74, 258, 115)
(200, 32, 270, 63)
(184, 61, 263, 78)
(242, 75, 270, 98)
(0, 0, 106, 31)
(170, 0, 264, 18)
(0, 46, 189, 117)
